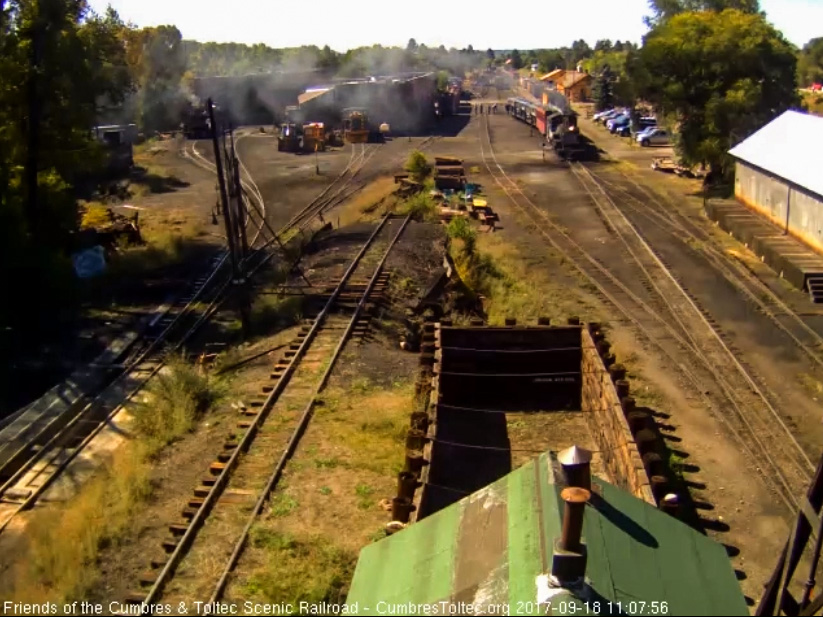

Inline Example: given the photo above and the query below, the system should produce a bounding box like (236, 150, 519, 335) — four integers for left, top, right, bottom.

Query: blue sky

(88, 0, 822, 50)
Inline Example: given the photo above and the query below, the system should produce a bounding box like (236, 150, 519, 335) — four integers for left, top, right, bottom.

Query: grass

(398, 191, 439, 222)
(107, 225, 204, 278)
(249, 294, 304, 337)
(798, 372, 823, 400)
(241, 530, 356, 606)
(7, 446, 152, 603)
(227, 379, 413, 603)
(448, 227, 603, 325)
(130, 355, 225, 454)
(5, 355, 225, 603)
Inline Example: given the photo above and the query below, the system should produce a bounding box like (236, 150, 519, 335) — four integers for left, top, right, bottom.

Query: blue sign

(72, 246, 107, 279)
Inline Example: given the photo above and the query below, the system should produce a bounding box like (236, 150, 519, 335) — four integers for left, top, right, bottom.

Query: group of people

(473, 103, 498, 115)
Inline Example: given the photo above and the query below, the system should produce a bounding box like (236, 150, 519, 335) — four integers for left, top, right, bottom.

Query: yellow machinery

(302, 122, 326, 152)
(343, 108, 369, 144)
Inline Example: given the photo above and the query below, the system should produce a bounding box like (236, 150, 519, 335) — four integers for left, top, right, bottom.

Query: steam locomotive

(506, 97, 584, 161)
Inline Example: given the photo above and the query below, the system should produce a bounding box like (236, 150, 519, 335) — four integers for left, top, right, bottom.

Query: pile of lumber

(434, 156, 466, 191)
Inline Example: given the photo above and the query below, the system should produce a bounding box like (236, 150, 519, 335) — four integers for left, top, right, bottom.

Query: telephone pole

(208, 99, 251, 338)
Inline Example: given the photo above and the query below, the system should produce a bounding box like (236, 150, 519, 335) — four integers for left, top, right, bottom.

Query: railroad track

(479, 113, 812, 513)
(0, 138, 272, 534)
(583, 166, 823, 371)
(125, 213, 411, 611)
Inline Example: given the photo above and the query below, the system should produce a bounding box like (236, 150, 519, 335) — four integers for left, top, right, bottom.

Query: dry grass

(451, 230, 604, 325)
(226, 379, 413, 604)
(7, 445, 152, 603)
(5, 357, 224, 603)
(336, 176, 399, 227)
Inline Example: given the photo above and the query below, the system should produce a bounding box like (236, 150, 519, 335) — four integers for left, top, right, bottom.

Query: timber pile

(434, 157, 466, 191)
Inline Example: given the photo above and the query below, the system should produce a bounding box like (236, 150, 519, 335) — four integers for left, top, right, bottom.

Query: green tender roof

(345, 452, 748, 616)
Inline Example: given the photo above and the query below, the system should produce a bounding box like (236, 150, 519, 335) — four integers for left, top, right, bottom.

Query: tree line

(1, 0, 822, 340)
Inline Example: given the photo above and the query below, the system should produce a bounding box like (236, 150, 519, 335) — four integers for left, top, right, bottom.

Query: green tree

(404, 150, 431, 182)
(486, 48, 495, 60)
(594, 39, 613, 53)
(797, 37, 823, 86)
(127, 25, 187, 133)
(0, 0, 133, 355)
(592, 65, 616, 111)
(644, 0, 760, 26)
(509, 49, 523, 70)
(633, 9, 798, 174)
(406, 38, 417, 52)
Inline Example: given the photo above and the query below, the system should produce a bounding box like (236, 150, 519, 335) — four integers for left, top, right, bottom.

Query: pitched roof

(563, 72, 592, 89)
(728, 110, 823, 199)
(541, 68, 565, 81)
(344, 451, 748, 615)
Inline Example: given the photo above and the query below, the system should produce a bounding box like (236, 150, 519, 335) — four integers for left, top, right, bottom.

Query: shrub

(130, 355, 223, 451)
(404, 150, 432, 182)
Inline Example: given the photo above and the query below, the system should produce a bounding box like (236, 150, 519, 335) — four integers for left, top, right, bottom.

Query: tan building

(558, 71, 592, 102)
(538, 69, 591, 101)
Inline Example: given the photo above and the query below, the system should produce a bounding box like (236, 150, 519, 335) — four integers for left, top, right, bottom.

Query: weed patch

(250, 294, 304, 336)
(399, 191, 438, 222)
(130, 356, 224, 454)
(241, 531, 356, 606)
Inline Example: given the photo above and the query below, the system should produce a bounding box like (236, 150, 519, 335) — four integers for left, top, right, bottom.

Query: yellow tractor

(302, 122, 326, 152)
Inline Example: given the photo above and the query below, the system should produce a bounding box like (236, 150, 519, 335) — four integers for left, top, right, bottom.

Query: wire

(435, 370, 586, 378)
(437, 345, 583, 354)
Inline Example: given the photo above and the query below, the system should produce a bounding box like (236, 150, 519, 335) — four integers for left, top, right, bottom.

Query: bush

(446, 216, 476, 256)
(130, 355, 223, 451)
(399, 192, 438, 222)
(404, 150, 432, 182)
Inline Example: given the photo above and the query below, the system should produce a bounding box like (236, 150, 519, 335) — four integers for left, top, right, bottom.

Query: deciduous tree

(633, 9, 798, 174)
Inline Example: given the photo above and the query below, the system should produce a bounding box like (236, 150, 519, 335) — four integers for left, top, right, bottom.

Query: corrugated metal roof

(729, 110, 823, 198)
(345, 451, 747, 615)
(298, 88, 331, 105)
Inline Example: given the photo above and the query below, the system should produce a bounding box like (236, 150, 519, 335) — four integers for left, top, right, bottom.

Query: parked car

(634, 125, 659, 139)
(637, 128, 670, 146)
(596, 109, 623, 124)
(620, 119, 657, 137)
(607, 115, 630, 132)
(592, 108, 614, 122)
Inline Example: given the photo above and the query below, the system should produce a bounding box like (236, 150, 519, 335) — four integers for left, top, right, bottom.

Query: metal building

(344, 448, 748, 614)
(729, 110, 823, 253)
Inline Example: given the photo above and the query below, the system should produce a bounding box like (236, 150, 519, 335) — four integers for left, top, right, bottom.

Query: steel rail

(480, 113, 806, 512)
(140, 213, 396, 608)
(208, 213, 412, 604)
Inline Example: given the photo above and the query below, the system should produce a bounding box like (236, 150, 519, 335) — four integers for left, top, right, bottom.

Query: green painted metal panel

(507, 458, 545, 609)
(344, 496, 462, 613)
(346, 452, 748, 616)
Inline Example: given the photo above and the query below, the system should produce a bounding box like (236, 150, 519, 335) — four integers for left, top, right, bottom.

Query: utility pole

(208, 99, 251, 338)
(229, 129, 250, 260)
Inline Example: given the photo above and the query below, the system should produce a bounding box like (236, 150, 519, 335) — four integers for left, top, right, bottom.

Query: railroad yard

(4, 80, 823, 614)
